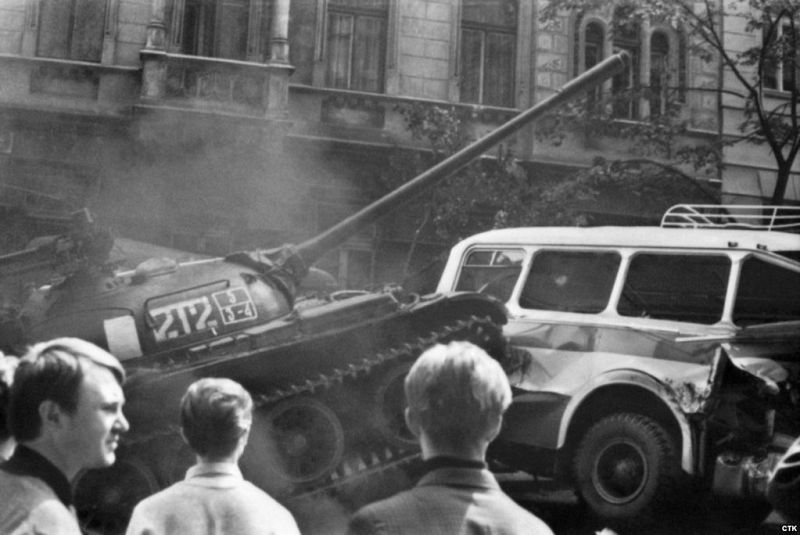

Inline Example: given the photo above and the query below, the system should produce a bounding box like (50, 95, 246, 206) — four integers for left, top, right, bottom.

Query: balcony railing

(288, 84, 521, 150)
(140, 51, 292, 117)
(0, 54, 140, 116)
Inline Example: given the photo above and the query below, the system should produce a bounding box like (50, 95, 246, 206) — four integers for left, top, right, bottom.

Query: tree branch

(613, 157, 719, 202)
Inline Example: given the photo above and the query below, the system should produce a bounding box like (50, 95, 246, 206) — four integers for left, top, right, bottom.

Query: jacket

(348, 466, 554, 535)
(125, 461, 300, 535)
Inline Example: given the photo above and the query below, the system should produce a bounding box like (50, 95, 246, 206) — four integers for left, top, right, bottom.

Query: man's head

(180, 377, 253, 462)
(404, 341, 511, 457)
(8, 338, 128, 477)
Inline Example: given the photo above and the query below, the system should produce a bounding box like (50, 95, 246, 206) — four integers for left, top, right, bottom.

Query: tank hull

(74, 290, 508, 532)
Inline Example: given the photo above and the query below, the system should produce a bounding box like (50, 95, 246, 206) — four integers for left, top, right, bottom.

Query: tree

(539, 0, 799, 204)
(375, 102, 600, 281)
(377, 101, 715, 284)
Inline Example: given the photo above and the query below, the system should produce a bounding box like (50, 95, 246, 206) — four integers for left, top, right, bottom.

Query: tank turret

(1, 52, 629, 533)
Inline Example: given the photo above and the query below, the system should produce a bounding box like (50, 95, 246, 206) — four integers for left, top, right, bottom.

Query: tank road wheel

(370, 361, 417, 450)
(369, 316, 506, 451)
(74, 457, 158, 534)
(262, 396, 345, 484)
(573, 413, 682, 529)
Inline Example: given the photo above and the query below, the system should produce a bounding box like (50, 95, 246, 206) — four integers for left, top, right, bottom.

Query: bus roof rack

(661, 204, 800, 232)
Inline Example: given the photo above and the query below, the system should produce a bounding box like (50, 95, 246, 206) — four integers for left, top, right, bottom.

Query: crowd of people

(0, 336, 796, 534)
(0, 337, 552, 535)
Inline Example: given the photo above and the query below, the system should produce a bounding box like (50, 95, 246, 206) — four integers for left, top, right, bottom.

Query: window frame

(324, 0, 389, 92)
(518, 248, 622, 315)
(458, 0, 518, 107)
(579, 18, 606, 111)
(36, 0, 111, 63)
(611, 7, 641, 120)
(453, 247, 526, 303)
(649, 30, 670, 117)
(617, 251, 732, 325)
(170, 0, 272, 62)
(763, 21, 798, 94)
(574, 14, 687, 121)
(733, 253, 800, 327)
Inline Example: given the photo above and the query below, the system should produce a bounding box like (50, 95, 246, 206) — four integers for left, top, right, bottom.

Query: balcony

(139, 51, 292, 119)
(0, 54, 140, 117)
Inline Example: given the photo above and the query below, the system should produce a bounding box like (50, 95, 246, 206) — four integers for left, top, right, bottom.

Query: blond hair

(404, 341, 511, 451)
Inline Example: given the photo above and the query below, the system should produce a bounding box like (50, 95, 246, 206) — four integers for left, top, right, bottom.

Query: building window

(611, 6, 640, 119)
(325, 0, 388, 92)
(764, 22, 797, 93)
(288, 0, 317, 85)
(585, 21, 604, 70)
(37, 0, 107, 62)
(460, 0, 517, 107)
(575, 11, 687, 120)
(649, 31, 669, 116)
(179, 0, 271, 61)
(583, 20, 605, 110)
(677, 29, 687, 103)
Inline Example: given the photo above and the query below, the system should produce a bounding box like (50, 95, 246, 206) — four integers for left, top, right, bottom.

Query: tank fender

(558, 369, 695, 474)
(409, 292, 508, 326)
(297, 292, 400, 333)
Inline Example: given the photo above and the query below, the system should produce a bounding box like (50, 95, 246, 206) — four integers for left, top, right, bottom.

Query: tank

(0, 52, 629, 531)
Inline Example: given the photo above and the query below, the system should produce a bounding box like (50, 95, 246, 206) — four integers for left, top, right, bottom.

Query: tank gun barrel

(295, 51, 630, 266)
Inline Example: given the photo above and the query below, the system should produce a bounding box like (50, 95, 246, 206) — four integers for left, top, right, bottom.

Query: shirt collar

(185, 461, 243, 480)
(417, 464, 500, 491)
(420, 456, 487, 476)
(1, 445, 73, 506)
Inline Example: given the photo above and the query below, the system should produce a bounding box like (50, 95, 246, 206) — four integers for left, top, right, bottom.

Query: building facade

(0, 0, 796, 289)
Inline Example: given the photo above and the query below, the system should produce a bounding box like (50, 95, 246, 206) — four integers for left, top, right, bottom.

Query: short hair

(180, 378, 253, 459)
(404, 341, 512, 450)
(8, 338, 125, 441)
(0, 353, 19, 442)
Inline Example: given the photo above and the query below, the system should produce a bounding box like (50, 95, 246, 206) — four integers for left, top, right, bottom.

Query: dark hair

(9, 338, 125, 441)
(180, 378, 253, 459)
(0, 355, 18, 442)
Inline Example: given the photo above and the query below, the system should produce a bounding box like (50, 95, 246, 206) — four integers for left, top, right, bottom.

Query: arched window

(460, 0, 518, 107)
(611, 5, 640, 119)
(764, 21, 798, 93)
(677, 29, 687, 102)
(585, 21, 604, 70)
(650, 30, 669, 116)
(573, 10, 687, 121)
(584, 21, 604, 110)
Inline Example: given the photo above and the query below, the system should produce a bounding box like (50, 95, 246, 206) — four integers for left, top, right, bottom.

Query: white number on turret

(148, 287, 257, 343)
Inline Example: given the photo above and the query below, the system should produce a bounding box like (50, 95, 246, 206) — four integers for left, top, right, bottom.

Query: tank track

(258, 313, 504, 500)
(258, 313, 501, 404)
